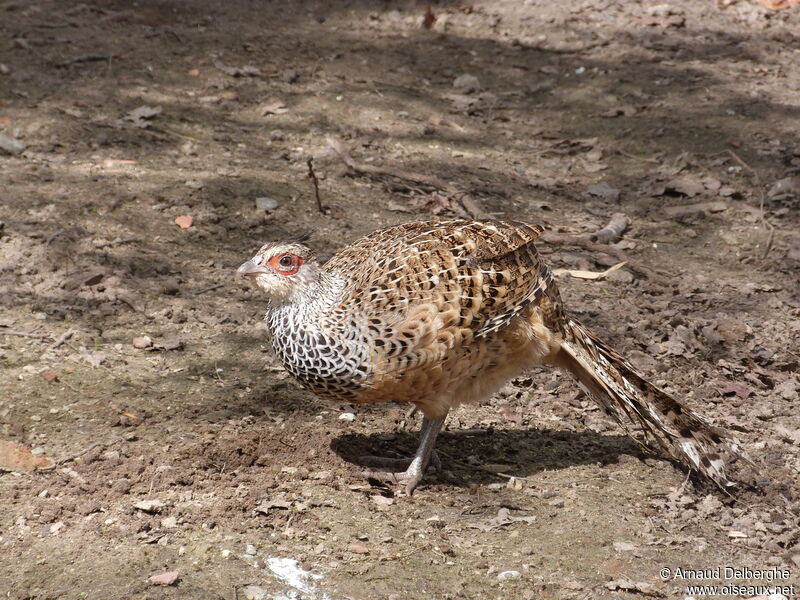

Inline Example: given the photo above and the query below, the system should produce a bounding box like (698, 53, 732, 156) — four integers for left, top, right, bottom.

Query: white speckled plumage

(240, 219, 748, 493)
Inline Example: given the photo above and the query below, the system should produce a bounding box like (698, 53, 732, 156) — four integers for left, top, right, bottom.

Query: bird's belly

(345, 318, 554, 416)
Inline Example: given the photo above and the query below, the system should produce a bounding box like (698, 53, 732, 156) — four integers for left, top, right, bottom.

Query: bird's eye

(267, 252, 303, 275)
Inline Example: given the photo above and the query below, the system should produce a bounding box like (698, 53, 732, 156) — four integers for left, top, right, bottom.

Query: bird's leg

(361, 414, 448, 495)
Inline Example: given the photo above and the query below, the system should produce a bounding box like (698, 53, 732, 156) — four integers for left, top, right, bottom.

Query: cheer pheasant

(239, 219, 745, 494)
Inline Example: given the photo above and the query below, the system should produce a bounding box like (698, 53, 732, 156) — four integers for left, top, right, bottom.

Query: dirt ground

(1, 0, 799, 598)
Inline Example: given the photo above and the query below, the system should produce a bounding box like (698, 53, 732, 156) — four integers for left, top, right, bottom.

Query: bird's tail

(553, 318, 750, 489)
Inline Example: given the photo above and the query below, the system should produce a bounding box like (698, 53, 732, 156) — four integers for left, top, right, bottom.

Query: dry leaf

(125, 105, 162, 128)
(554, 261, 627, 280)
(41, 370, 59, 382)
(148, 570, 180, 586)
(761, 0, 800, 8)
(0, 440, 54, 472)
(174, 215, 193, 229)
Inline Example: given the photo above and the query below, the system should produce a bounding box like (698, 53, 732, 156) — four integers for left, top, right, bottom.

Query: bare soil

(1, 1, 799, 599)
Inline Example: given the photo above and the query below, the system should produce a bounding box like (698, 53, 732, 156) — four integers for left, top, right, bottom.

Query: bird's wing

(324, 219, 552, 367)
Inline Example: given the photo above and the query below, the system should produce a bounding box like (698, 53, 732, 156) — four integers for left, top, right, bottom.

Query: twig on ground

(306, 157, 327, 213)
(56, 54, 119, 68)
(58, 438, 123, 465)
(542, 232, 669, 285)
(327, 136, 486, 218)
(615, 149, 661, 164)
(191, 283, 224, 297)
(0, 330, 50, 339)
(49, 329, 74, 350)
(583, 213, 629, 244)
(726, 149, 775, 259)
(93, 237, 139, 249)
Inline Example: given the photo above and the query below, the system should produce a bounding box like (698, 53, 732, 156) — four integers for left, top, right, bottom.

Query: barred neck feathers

(264, 271, 372, 400)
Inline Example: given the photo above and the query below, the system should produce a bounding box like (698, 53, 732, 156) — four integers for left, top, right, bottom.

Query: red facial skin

(268, 253, 304, 276)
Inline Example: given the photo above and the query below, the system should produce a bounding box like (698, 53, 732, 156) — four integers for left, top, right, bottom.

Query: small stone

(606, 268, 634, 284)
(612, 541, 636, 552)
(348, 543, 370, 555)
(548, 498, 564, 508)
(134, 499, 165, 513)
(283, 69, 300, 84)
(245, 543, 257, 555)
(0, 132, 25, 155)
(50, 521, 64, 535)
(174, 215, 193, 229)
(41, 370, 59, 382)
(497, 570, 521, 580)
(371, 495, 394, 507)
(255, 197, 279, 211)
(160, 516, 178, 528)
(241, 585, 269, 600)
(586, 181, 620, 202)
(338, 412, 355, 421)
(148, 570, 179, 586)
(101, 450, 120, 461)
(453, 74, 480, 94)
(728, 530, 748, 538)
(767, 176, 800, 201)
(132, 336, 153, 349)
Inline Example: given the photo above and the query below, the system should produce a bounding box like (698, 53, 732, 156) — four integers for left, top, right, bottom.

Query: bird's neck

(265, 268, 344, 325)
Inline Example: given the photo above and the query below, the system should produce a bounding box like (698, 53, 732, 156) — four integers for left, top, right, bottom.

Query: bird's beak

(237, 259, 270, 278)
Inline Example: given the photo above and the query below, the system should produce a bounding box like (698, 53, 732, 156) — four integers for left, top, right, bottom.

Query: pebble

(245, 543, 257, 555)
(241, 585, 269, 600)
(497, 570, 521, 580)
(160, 516, 178, 529)
(338, 412, 355, 421)
(255, 196, 279, 211)
(148, 570, 179, 586)
(348, 543, 370, 555)
(371, 495, 394, 507)
(453, 73, 480, 94)
(132, 336, 153, 349)
(612, 541, 636, 552)
(0, 132, 25, 155)
(134, 499, 165, 513)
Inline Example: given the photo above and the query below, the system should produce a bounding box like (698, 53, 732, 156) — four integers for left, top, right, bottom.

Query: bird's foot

(360, 451, 440, 496)
(359, 451, 441, 472)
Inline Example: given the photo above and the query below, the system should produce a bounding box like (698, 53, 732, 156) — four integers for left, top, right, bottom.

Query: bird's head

(238, 234, 319, 303)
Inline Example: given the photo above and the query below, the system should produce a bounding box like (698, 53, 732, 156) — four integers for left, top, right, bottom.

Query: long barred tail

(554, 318, 750, 489)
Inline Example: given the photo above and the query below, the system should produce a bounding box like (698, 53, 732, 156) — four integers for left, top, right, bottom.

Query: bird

(238, 219, 747, 495)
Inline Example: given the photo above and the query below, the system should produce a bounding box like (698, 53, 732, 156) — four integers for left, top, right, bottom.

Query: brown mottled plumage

(239, 219, 747, 494)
